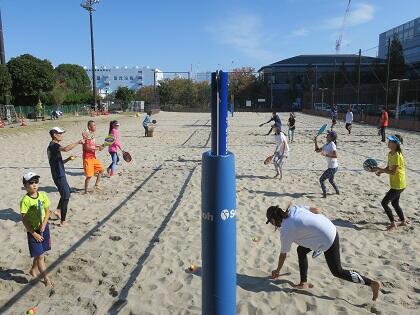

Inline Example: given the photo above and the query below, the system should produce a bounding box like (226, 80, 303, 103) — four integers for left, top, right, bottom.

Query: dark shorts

(345, 123, 352, 129)
(27, 224, 51, 257)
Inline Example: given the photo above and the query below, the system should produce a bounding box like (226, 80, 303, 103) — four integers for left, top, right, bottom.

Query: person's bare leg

(398, 220, 410, 227)
(94, 171, 103, 190)
(386, 222, 398, 231)
(54, 209, 61, 220)
(84, 177, 92, 194)
(29, 258, 37, 277)
(371, 280, 380, 301)
(36, 255, 53, 288)
(292, 282, 313, 289)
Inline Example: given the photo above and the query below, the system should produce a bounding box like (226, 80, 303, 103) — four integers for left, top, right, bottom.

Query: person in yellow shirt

(20, 172, 53, 288)
(373, 135, 408, 231)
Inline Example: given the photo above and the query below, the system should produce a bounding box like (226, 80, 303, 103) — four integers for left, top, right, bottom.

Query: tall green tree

(55, 64, 91, 93)
(136, 86, 155, 105)
(389, 37, 406, 80)
(115, 86, 135, 110)
(0, 64, 12, 101)
(7, 54, 55, 106)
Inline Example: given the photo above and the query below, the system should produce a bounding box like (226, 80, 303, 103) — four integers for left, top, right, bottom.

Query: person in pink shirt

(107, 120, 122, 176)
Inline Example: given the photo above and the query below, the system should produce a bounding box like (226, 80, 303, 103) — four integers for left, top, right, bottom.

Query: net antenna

(335, 0, 352, 54)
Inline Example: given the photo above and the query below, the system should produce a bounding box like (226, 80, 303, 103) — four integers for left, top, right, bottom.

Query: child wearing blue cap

(373, 134, 408, 231)
(314, 130, 339, 198)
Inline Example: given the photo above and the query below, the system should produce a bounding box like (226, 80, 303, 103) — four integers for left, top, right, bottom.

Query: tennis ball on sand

(26, 307, 36, 314)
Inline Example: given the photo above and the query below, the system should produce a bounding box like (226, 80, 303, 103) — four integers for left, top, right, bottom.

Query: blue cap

(328, 130, 337, 140)
(387, 135, 401, 145)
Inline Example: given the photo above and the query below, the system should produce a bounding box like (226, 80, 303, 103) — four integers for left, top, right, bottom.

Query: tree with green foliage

(55, 64, 91, 93)
(136, 86, 155, 105)
(0, 64, 12, 101)
(115, 86, 135, 110)
(389, 37, 406, 80)
(7, 54, 55, 106)
(157, 78, 210, 110)
(230, 67, 257, 104)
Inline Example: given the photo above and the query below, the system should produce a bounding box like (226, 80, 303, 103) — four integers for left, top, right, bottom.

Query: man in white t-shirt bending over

(345, 108, 353, 135)
(272, 127, 289, 179)
(314, 130, 339, 198)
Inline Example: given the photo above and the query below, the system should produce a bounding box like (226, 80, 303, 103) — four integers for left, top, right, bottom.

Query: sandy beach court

(0, 111, 419, 314)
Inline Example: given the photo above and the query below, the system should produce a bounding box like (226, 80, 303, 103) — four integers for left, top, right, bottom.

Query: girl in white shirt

(266, 204, 380, 301)
(314, 130, 339, 198)
(268, 128, 289, 179)
(345, 108, 353, 134)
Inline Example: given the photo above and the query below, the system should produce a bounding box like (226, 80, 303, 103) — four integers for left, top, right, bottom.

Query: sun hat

(22, 172, 40, 184)
(328, 130, 337, 140)
(387, 135, 401, 145)
(49, 127, 65, 136)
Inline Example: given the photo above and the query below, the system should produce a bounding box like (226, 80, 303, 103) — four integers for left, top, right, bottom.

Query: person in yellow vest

(373, 134, 408, 231)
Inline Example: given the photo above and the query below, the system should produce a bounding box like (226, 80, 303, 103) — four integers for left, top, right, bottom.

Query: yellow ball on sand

(27, 307, 36, 315)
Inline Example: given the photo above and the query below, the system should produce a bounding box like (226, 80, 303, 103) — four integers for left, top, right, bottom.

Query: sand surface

(0, 112, 419, 315)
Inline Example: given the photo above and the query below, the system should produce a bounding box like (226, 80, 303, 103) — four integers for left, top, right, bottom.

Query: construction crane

(335, 0, 352, 54)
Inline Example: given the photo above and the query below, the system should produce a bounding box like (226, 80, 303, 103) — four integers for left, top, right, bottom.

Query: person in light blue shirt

(143, 112, 152, 137)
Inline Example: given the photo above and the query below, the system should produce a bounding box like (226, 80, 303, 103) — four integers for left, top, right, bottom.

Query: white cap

(23, 172, 40, 184)
(49, 127, 65, 135)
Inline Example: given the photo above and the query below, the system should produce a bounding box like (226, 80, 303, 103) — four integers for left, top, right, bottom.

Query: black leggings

(144, 126, 149, 137)
(380, 127, 386, 142)
(381, 188, 405, 223)
(53, 176, 71, 221)
(297, 233, 371, 286)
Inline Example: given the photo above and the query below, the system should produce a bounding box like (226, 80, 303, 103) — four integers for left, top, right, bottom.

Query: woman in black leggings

(373, 134, 408, 231)
(266, 204, 380, 300)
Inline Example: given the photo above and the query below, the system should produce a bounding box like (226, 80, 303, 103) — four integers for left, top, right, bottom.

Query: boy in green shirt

(20, 172, 53, 288)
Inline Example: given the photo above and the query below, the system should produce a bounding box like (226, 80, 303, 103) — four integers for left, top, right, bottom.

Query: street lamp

(270, 75, 275, 109)
(391, 79, 409, 119)
(319, 88, 328, 110)
(81, 0, 100, 111)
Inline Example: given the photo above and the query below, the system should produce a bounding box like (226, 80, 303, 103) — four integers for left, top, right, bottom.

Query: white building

(84, 66, 163, 97)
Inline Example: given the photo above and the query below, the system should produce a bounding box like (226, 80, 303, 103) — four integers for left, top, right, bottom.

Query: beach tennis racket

(315, 124, 328, 138)
(103, 135, 115, 146)
(122, 150, 132, 163)
(38, 199, 44, 237)
(363, 158, 378, 172)
(264, 155, 273, 165)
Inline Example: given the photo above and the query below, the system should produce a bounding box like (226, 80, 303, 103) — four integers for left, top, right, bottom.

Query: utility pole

(319, 88, 328, 110)
(332, 57, 336, 108)
(357, 49, 361, 107)
(391, 79, 409, 119)
(385, 38, 391, 109)
(81, 0, 100, 111)
(0, 9, 9, 105)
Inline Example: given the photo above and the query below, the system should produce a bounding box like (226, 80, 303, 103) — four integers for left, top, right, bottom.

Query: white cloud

(291, 28, 309, 37)
(323, 3, 375, 30)
(207, 13, 277, 62)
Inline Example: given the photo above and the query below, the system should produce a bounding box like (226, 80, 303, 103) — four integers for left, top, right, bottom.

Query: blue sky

(1, 0, 419, 72)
